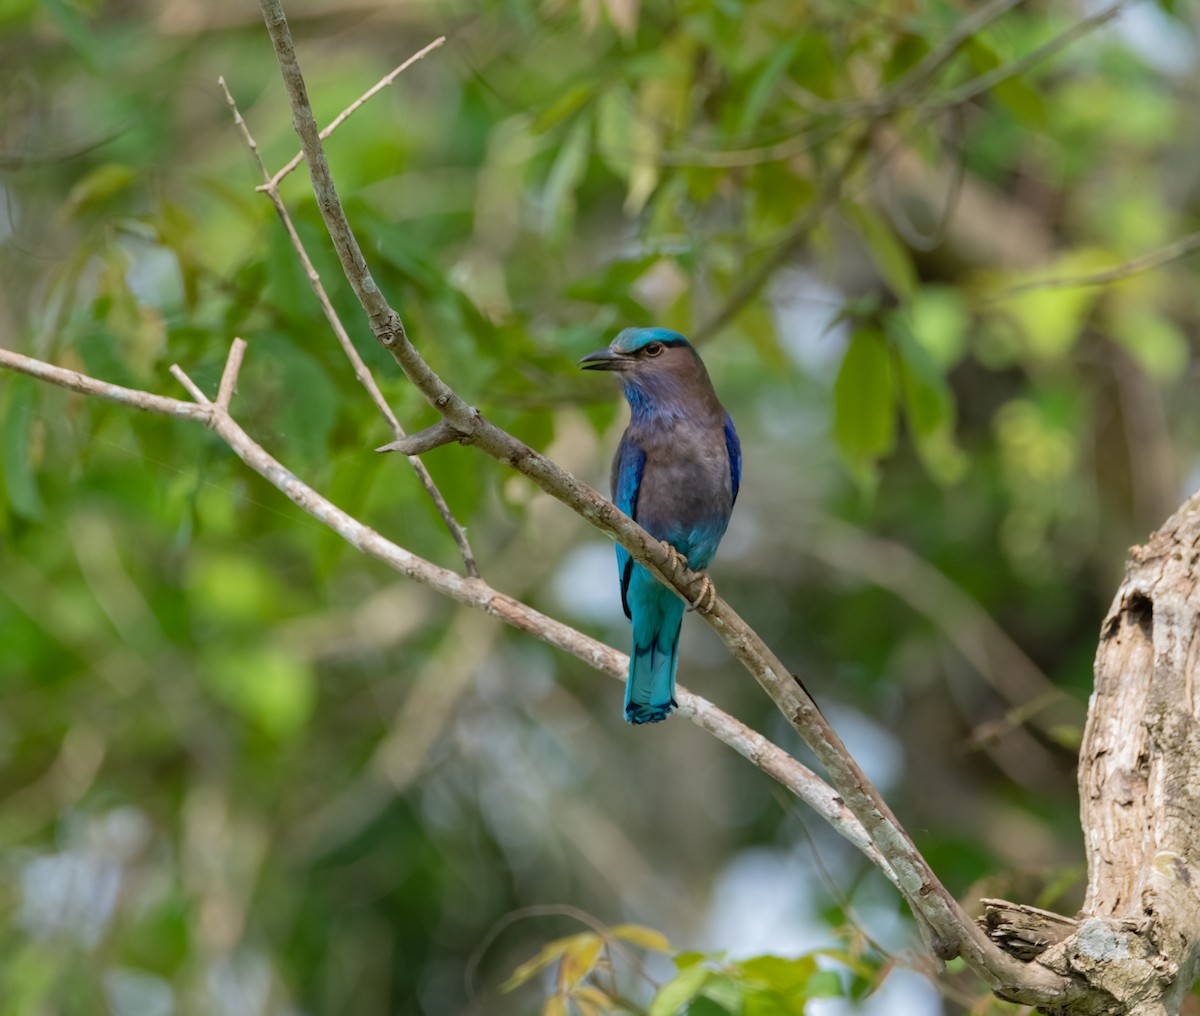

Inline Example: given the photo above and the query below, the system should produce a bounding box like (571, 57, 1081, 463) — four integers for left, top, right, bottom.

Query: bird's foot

(687, 572, 716, 614)
(658, 539, 689, 578)
(657, 540, 717, 613)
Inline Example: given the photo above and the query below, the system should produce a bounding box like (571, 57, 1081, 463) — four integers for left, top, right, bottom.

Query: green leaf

(811, 948, 879, 981)
(804, 970, 844, 999)
(542, 115, 592, 239)
(1, 376, 44, 520)
(501, 937, 574, 993)
(188, 552, 283, 627)
(909, 286, 970, 369)
(573, 985, 613, 1008)
(991, 252, 1109, 361)
(674, 951, 722, 970)
(845, 204, 917, 300)
(738, 40, 800, 135)
(532, 83, 595, 134)
(698, 974, 742, 1010)
(41, 0, 99, 67)
(627, 81, 664, 215)
(833, 326, 896, 483)
(648, 962, 713, 1016)
(742, 987, 798, 1016)
(686, 998, 735, 1016)
(1035, 865, 1086, 910)
(557, 934, 603, 991)
(1047, 724, 1083, 750)
(1110, 305, 1189, 382)
(889, 316, 967, 486)
(596, 86, 637, 182)
(992, 75, 1047, 126)
(256, 337, 339, 469)
(63, 163, 138, 219)
(200, 644, 316, 741)
(739, 954, 817, 992)
(610, 924, 673, 952)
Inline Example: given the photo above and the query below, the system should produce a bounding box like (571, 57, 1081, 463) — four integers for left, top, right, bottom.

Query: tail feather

(625, 593, 685, 724)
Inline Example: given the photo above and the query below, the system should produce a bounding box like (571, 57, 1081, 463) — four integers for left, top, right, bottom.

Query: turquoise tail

(625, 588, 686, 725)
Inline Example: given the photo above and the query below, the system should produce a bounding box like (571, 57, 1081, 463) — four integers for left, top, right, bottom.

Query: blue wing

(724, 414, 741, 505)
(612, 434, 646, 620)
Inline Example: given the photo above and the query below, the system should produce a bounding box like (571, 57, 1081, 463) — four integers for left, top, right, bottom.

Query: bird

(579, 327, 741, 724)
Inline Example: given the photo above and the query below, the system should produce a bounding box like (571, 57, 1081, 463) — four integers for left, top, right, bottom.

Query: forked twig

(218, 70, 478, 577)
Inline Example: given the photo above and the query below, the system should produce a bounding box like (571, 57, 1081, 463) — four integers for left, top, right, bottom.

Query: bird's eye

(644, 342, 664, 357)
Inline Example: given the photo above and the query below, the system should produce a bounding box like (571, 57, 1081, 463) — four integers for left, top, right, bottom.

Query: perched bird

(579, 327, 741, 724)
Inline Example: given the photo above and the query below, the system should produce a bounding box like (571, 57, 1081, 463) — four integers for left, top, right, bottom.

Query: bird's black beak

(578, 347, 630, 371)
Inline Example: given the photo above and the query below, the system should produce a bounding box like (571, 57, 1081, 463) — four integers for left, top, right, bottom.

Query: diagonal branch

(0, 341, 891, 888)
(255, 0, 1068, 999)
(218, 71, 479, 577)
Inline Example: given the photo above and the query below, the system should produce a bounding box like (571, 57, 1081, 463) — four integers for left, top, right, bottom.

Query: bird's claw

(659, 539, 686, 574)
(687, 573, 716, 613)
(657, 539, 716, 612)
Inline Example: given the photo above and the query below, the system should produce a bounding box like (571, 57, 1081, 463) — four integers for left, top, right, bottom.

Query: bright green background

(1, 0, 1198, 1012)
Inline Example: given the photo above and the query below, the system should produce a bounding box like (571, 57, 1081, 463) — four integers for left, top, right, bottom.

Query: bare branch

(168, 363, 211, 405)
(255, 0, 1069, 997)
(0, 348, 209, 422)
(216, 337, 247, 411)
(376, 420, 462, 455)
(219, 69, 479, 577)
(0, 345, 892, 888)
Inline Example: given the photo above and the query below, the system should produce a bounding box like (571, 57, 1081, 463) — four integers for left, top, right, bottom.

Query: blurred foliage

(2, 0, 1200, 1013)
(498, 916, 884, 1015)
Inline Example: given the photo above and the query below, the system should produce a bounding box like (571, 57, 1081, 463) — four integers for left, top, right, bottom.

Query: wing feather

(724, 415, 742, 505)
(612, 434, 646, 620)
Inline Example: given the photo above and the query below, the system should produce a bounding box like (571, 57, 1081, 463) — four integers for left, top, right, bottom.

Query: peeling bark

(984, 494, 1200, 1014)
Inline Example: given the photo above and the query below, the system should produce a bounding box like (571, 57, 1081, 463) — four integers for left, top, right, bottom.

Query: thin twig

(990, 230, 1200, 298)
(0, 343, 885, 890)
(262, 36, 446, 191)
(254, 0, 1069, 999)
(934, 0, 1132, 109)
(219, 70, 479, 577)
(216, 336, 247, 410)
(168, 364, 210, 405)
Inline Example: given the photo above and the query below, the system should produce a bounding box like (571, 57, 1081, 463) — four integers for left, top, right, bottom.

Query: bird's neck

(622, 373, 718, 429)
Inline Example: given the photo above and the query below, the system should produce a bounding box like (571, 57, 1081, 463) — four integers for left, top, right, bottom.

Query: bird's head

(580, 327, 721, 422)
(578, 327, 699, 381)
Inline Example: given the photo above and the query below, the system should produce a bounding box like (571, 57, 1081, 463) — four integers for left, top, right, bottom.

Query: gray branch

(376, 420, 464, 455)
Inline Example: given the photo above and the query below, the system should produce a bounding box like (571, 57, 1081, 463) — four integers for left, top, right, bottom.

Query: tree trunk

(984, 493, 1200, 1014)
